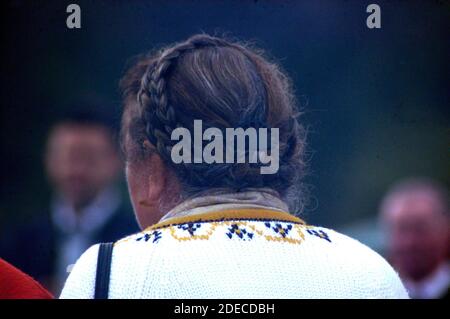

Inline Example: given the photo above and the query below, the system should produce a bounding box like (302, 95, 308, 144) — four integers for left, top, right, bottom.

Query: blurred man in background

(380, 178, 450, 299)
(0, 109, 139, 294)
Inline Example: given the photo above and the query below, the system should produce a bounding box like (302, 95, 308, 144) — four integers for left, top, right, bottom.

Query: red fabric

(0, 258, 53, 299)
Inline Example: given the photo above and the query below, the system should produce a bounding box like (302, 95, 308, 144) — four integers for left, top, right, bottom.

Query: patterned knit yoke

(60, 208, 409, 299)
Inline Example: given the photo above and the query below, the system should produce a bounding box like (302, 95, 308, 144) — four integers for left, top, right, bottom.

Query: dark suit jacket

(0, 202, 139, 290)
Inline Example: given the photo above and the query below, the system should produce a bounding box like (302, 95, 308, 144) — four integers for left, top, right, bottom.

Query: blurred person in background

(0, 108, 139, 294)
(380, 178, 450, 299)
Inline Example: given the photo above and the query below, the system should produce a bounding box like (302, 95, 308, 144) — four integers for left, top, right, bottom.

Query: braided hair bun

(120, 34, 308, 213)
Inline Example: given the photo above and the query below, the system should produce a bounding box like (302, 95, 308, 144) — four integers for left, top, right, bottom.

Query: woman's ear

(129, 152, 169, 229)
(146, 153, 167, 201)
(127, 140, 181, 228)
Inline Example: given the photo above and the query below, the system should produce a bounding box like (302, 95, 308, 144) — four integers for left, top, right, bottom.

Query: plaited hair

(120, 34, 309, 213)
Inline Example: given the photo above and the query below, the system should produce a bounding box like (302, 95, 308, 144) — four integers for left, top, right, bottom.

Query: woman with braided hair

(60, 34, 408, 298)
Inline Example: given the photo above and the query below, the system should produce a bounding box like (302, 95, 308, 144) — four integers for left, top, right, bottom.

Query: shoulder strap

(94, 242, 114, 299)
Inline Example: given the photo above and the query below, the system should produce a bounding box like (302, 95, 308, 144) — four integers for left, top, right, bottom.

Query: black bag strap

(94, 242, 114, 299)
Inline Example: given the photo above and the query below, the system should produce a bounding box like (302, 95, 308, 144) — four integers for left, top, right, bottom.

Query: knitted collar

(148, 208, 305, 231)
(144, 189, 305, 231)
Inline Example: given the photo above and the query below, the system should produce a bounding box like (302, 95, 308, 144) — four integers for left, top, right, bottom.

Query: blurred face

(383, 191, 449, 282)
(46, 123, 120, 210)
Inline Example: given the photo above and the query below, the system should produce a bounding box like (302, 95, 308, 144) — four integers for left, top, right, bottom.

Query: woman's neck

(159, 187, 289, 223)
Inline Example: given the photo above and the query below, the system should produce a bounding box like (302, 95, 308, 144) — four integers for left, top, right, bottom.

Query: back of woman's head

(120, 34, 307, 213)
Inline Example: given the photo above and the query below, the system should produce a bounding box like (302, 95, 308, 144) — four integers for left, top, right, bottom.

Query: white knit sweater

(60, 208, 409, 299)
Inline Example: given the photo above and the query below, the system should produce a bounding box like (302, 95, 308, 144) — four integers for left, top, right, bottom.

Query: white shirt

(403, 263, 450, 299)
(52, 186, 121, 289)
